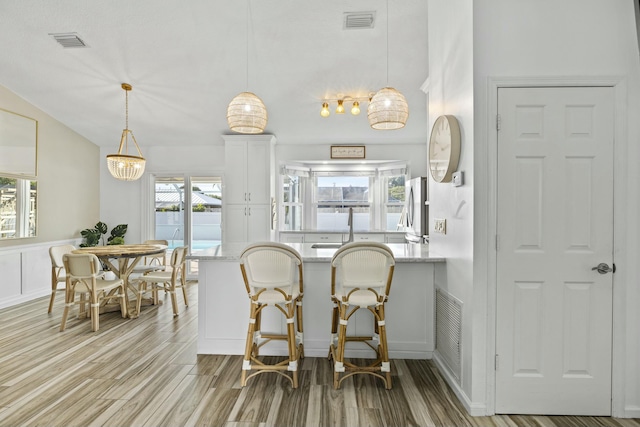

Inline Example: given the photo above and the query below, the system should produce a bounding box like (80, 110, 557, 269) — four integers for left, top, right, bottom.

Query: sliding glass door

(152, 175, 222, 273)
(154, 176, 187, 248)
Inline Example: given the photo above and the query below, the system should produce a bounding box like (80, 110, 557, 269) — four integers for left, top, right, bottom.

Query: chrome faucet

(346, 207, 354, 243)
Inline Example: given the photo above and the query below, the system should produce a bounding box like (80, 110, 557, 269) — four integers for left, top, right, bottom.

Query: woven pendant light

(227, 91, 267, 134)
(367, 0, 409, 130)
(106, 83, 146, 181)
(367, 87, 408, 130)
(227, 0, 267, 134)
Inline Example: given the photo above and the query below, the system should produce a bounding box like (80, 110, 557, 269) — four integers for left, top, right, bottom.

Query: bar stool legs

(241, 296, 303, 388)
(327, 242, 396, 390)
(329, 299, 392, 389)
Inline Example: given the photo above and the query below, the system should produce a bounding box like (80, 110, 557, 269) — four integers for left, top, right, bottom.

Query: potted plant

(80, 221, 127, 247)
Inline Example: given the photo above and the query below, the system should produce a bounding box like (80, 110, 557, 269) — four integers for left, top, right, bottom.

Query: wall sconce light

(320, 95, 372, 118)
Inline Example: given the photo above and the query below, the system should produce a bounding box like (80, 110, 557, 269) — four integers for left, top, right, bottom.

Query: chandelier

(106, 83, 146, 181)
(367, 0, 408, 130)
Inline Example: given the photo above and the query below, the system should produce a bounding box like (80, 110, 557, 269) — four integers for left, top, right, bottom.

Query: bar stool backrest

(331, 242, 395, 298)
(240, 242, 302, 297)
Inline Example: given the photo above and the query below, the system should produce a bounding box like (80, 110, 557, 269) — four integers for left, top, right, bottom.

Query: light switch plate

(434, 219, 446, 234)
(452, 171, 464, 187)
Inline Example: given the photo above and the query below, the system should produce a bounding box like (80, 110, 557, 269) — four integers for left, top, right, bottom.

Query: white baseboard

(623, 405, 640, 418)
(0, 289, 50, 310)
(433, 351, 487, 417)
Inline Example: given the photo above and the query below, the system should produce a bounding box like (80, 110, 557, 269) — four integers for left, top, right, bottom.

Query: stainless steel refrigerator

(404, 177, 429, 243)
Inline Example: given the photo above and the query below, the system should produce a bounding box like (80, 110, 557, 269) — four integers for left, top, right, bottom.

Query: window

(315, 175, 371, 231)
(281, 174, 303, 231)
(279, 162, 407, 232)
(385, 175, 405, 230)
(0, 176, 36, 239)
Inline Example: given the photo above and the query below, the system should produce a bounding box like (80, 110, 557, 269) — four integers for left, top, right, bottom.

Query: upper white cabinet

(223, 135, 276, 243)
(225, 137, 273, 205)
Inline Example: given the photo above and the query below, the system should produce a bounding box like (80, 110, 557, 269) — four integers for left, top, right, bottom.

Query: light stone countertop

(187, 242, 445, 263)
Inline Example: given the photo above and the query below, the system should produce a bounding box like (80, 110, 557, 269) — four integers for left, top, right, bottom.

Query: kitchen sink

(310, 243, 343, 249)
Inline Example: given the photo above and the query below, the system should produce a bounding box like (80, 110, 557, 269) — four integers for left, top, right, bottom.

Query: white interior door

(495, 86, 615, 415)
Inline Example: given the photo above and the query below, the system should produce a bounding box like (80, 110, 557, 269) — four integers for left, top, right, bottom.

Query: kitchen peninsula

(189, 242, 445, 359)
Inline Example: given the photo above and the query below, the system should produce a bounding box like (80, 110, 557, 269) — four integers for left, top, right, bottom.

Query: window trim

(279, 161, 408, 232)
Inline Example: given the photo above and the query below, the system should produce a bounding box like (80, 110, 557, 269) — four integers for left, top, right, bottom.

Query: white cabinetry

(223, 135, 276, 243)
(280, 233, 304, 243)
(279, 232, 406, 244)
(306, 233, 342, 243)
(385, 233, 407, 243)
(352, 233, 385, 243)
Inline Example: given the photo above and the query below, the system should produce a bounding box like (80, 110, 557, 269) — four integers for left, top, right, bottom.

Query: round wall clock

(428, 115, 461, 183)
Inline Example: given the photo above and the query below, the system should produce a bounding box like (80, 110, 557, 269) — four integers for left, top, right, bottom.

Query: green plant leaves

(79, 228, 101, 247)
(107, 236, 125, 245)
(95, 221, 108, 235)
(80, 222, 127, 246)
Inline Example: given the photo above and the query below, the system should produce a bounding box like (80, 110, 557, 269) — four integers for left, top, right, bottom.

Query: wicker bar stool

(239, 242, 304, 388)
(328, 242, 395, 389)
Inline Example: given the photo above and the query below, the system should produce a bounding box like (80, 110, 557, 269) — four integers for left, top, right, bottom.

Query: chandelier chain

(125, 87, 129, 130)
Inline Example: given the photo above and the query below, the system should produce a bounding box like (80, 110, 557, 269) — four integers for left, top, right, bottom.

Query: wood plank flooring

(0, 285, 638, 427)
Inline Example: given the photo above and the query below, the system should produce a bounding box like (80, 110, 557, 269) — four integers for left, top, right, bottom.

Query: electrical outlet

(434, 219, 447, 234)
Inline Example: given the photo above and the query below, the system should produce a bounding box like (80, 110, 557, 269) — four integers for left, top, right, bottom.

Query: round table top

(73, 244, 167, 258)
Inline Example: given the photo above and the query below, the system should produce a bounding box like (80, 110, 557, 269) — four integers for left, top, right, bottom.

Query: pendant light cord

(386, 0, 389, 86)
(246, 0, 250, 91)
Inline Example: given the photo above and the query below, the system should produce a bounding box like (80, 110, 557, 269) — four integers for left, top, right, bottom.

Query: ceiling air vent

(343, 11, 376, 30)
(49, 32, 89, 48)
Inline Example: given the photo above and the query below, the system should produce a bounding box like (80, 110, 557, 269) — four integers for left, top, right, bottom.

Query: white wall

(276, 142, 429, 178)
(0, 84, 99, 247)
(99, 143, 226, 244)
(0, 85, 98, 307)
(426, 0, 477, 411)
(428, 0, 640, 417)
(101, 139, 430, 244)
(474, 0, 640, 416)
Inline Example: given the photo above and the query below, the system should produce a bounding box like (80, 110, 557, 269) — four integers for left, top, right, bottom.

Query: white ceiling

(0, 0, 429, 148)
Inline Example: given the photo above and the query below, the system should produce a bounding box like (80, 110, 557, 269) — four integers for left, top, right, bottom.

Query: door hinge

(496, 114, 502, 131)
(495, 354, 499, 370)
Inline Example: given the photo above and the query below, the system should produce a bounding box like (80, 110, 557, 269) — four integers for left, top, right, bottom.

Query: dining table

(72, 243, 168, 317)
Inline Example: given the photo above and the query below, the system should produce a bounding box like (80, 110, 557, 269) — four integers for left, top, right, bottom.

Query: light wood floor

(0, 285, 638, 427)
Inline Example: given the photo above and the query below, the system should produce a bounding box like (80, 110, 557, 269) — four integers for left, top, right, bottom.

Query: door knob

(591, 263, 615, 274)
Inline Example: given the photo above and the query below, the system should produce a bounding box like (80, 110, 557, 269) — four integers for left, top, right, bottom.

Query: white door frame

(484, 76, 628, 417)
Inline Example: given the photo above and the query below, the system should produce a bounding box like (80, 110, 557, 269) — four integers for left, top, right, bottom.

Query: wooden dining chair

(328, 241, 395, 389)
(131, 239, 168, 275)
(48, 244, 76, 313)
(60, 253, 127, 332)
(135, 246, 189, 316)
